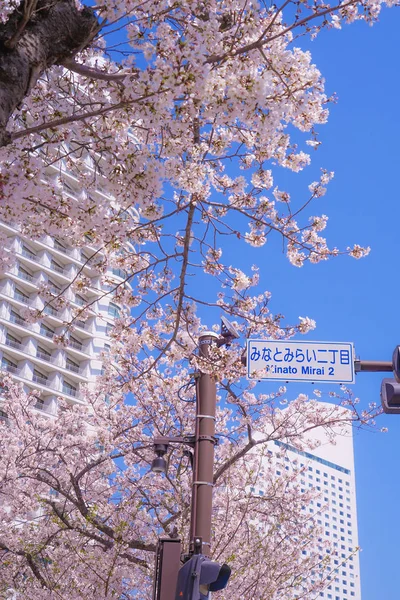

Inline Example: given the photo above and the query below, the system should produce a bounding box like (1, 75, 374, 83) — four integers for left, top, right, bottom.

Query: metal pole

(191, 331, 219, 557)
(354, 360, 393, 372)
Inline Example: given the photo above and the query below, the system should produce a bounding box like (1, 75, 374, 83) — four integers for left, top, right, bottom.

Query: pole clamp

(198, 434, 218, 445)
(196, 414, 216, 420)
(192, 481, 214, 487)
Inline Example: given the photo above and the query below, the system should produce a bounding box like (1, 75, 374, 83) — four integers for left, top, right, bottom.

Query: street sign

(247, 340, 355, 384)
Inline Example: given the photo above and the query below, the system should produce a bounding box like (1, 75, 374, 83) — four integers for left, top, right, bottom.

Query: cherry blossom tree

(0, 0, 392, 597)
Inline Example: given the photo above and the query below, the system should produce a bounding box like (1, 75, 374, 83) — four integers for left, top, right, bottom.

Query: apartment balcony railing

(36, 350, 52, 362)
(14, 291, 30, 304)
(9, 313, 25, 327)
(43, 305, 59, 318)
(65, 362, 80, 374)
(18, 270, 34, 283)
(48, 285, 61, 295)
(62, 385, 77, 397)
(39, 327, 55, 340)
(53, 240, 67, 253)
(1, 363, 18, 374)
(51, 263, 67, 275)
(17, 248, 69, 277)
(1, 361, 82, 399)
(21, 248, 36, 260)
(68, 339, 83, 351)
(32, 373, 48, 385)
(5, 338, 22, 350)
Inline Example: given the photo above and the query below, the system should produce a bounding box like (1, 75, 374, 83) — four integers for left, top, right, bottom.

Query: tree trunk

(0, 0, 99, 147)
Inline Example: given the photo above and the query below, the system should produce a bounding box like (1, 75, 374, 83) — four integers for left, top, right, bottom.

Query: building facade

(0, 220, 126, 417)
(253, 406, 361, 600)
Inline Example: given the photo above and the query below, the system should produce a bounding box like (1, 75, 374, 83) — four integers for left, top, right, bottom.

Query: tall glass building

(253, 404, 361, 600)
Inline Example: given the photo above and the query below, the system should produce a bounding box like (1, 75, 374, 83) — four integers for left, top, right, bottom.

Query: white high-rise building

(0, 221, 127, 417)
(252, 405, 361, 600)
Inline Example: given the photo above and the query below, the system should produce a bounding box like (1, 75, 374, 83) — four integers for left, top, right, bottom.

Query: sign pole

(190, 331, 219, 556)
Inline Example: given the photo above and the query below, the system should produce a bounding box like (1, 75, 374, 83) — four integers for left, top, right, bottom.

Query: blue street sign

(247, 340, 355, 384)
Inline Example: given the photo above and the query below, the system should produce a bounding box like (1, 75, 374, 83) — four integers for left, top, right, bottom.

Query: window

(108, 302, 120, 318)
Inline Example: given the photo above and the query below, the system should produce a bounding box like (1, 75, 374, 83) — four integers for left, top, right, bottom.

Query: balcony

(14, 291, 30, 304)
(50, 262, 67, 276)
(21, 247, 36, 260)
(32, 373, 48, 386)
(43, 305, 59, 318)
(36, 350, 51, 362)
(1, 362, 18, 374)
(9, 313, 25, 327)
(62, 385, 77, 397)
(0, 361, 82, 401)
(5, 337, 22, 350)
(53, 240, 67, 253)
(18, 270, 34, 283)
(75, 296, 85, 307)
(65, 362, 80, 374)
(68, 339, 83, 351)
(48, 285, 61, 296)
(39, 327, 54, 340)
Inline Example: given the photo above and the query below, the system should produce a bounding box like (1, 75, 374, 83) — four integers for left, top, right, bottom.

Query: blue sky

(159, 11, 399, 596)
(113, 7, 398, 596)
(252, 11, 400, 599)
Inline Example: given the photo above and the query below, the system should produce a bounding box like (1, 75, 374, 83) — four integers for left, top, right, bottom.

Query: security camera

(220, 316, 240, 341)
(151, 443, 169, 474)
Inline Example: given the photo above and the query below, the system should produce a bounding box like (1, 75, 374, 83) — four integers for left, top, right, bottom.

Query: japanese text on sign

(247, 340, 355, 383)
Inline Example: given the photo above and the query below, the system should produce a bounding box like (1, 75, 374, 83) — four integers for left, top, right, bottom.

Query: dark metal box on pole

(153, 537, 182, 600)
